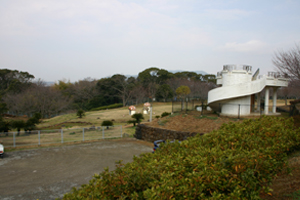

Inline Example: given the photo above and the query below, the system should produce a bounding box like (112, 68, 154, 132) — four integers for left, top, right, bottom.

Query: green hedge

(62, 116, 300, 199)
(90, 103, 123, 111)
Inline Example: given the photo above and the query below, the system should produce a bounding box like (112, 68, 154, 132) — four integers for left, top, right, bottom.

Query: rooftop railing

(222, 64, 252, 72)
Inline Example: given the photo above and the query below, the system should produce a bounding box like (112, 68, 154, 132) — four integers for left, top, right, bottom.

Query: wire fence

(172, 99, 207, 114)
(0, 126, 123, 148)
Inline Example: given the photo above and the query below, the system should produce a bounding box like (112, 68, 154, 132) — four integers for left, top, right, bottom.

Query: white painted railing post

(83, 128, 85, 142)
(38, 131, 40, 146)
(121, 125, 122, 137)
(102, 127, 104, 139)
(13, 132, 16, 147)
(61, 129, 63, 144)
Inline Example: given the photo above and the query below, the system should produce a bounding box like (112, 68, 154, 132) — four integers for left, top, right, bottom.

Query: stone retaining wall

(134, 124, 204, 142)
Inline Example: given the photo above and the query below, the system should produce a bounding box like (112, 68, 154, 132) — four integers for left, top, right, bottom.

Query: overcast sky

(0, 0, 299, 82)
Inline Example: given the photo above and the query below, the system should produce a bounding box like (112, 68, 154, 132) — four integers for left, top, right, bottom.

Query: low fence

(172, 99, 205, 113)
(172, 99, 299, 118)
(0, 126, 123, 148)
(213, 103, 296, 118)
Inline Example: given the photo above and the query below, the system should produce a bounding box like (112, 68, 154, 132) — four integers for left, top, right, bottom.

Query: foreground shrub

(62, 116, 300, 199)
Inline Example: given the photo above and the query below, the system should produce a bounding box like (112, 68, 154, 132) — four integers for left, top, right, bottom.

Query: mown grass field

(38, 102, 172, 129)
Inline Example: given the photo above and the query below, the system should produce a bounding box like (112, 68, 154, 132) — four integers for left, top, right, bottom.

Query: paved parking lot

(0, 138, 152, 200)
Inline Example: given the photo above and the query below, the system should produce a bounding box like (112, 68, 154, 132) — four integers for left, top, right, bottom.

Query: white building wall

(222, 71, 252, 86)
(221, 96, 251, 116)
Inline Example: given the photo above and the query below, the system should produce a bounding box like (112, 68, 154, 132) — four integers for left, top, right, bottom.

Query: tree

(96, 78, 120, 107)
(189, 81, 216, 103)
(131, 84, 147, 105)
(101, 120, 113, 129)
(167, 78, 190, 95)
(76, 109, 85, 118)
(273, 44, 300, 82)
(0, 117, 10, 135)
(69, 78, 99, 110)
(155, 84, 174, 102)
(53, 79, 72, 96)
(174, 71, 198, 80)
(128, 113, 144, 126)
(96, 75, 135, 107)
(24, 113, 42, 134)
(0, 69, 34, 95)
(11, 120, 25, 136)
(3, 80, 71, 117)
(176, 86, 191, 99)
(110, 75, 135, 107)
(0, 96, 8, 114)
(137, 67, 171, 99)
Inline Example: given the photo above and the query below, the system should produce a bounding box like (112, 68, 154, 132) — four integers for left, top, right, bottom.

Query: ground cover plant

(62, 116, 300, 199)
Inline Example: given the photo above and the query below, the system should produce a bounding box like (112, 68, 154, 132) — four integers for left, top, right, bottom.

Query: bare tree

(273, 44, 300, 82)
(109, 75, 136, 106)
(131, 84, 147, 105)
(277, 87, 291, 105)
(4, 79, 71, 117)
(167, 78, 190, 95)
(68, 78, 99, 109)
(189, 81, 215, 103)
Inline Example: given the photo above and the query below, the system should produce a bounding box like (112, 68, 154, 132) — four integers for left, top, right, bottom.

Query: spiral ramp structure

(208, 65, 288, 117)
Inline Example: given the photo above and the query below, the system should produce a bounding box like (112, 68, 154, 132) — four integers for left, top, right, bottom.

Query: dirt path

(0, 139, 152, 200)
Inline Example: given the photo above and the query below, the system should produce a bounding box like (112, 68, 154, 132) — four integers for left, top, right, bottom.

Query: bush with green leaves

(62, 116, 300, 199)
(0, 117, 10, 135)
(11, 120, 25, 136)
(161, 112, 171, 118)
(24, 113, 42, 134)
(127, 113, 144, 126)
(76, 109, 85, 118)
(101, 120, 113, 129)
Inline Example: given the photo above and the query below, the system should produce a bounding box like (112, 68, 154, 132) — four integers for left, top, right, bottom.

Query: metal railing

(0, 126, 123, 148)
(172, 99, 207, 114)
(213, 103, 295, 119)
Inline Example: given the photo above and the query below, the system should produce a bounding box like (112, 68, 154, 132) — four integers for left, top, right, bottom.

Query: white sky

(0, 0, 299, 82)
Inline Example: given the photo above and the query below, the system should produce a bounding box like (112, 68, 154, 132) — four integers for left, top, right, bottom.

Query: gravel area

(0, 138, 152, 200)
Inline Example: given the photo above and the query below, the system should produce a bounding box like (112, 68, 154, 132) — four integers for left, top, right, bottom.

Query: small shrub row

(90, 103, 123, 111)
(62, 116, 300, 199)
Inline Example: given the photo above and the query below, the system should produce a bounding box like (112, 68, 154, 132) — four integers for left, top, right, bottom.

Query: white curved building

(208, 65, 288, 117)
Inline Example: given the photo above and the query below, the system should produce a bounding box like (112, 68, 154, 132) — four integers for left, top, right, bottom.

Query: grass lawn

(37, 102, 172, 135)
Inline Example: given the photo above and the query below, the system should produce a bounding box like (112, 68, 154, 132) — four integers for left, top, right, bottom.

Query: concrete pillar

(257, 93, 261, 111)
(273, 87, 278, 113)
(264, 87, 269, 115)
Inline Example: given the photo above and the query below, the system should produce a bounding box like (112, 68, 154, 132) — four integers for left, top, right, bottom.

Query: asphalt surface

(0, 138, 152, 200)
